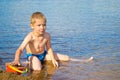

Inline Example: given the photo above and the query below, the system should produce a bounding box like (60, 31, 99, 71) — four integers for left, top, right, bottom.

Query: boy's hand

(11, 60, 21, 66)
(52, 59, 59, 67)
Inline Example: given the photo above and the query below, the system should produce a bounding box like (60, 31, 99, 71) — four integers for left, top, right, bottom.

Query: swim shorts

(26, 51, 47, 63)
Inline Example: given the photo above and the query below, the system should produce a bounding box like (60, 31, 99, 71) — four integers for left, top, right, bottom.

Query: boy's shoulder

(44, 32, 51, 38)
(26, 32, 51, 39)
(45, 32, 50, 35)
(26, 32, 33, 37)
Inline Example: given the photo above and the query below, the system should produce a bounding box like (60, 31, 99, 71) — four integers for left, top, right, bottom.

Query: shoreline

(0, 61, 57, 80)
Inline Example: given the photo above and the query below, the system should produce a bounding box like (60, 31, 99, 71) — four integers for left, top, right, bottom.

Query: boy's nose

(40, 25, 44, 28)
(39, 25, 45, 30)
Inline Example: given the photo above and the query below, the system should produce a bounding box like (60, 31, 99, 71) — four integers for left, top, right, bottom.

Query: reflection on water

(0, 0, 120, 80)
(27, 61, 57, 80)
(27, 61, 70, 80)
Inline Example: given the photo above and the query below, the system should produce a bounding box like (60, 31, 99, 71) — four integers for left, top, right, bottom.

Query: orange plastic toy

(6, 63, 28, 75)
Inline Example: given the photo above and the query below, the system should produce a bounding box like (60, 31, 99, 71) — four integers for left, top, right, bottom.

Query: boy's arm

(12, 33, 32, 65)
(47, 48, 58, 67)
(46, 33, 58, 67)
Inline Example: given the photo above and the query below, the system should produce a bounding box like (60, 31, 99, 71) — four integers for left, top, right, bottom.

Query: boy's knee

(29, 56, 42, 71)
(32, 67, 41, 71)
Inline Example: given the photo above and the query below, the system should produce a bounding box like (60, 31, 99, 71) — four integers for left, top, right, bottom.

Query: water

(0, 0, 120, 80)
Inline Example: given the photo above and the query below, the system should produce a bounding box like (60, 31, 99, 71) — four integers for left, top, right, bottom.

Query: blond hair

(30, 12, 46, 24)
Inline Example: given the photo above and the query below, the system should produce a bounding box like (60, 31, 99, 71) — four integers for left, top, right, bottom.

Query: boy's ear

(30, 24, 34, 29)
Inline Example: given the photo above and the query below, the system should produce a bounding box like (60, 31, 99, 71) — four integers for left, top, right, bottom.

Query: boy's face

(31, 19, 46, 36)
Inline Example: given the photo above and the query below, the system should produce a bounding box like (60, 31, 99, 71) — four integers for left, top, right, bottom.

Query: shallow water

(0, 0, 120, 80)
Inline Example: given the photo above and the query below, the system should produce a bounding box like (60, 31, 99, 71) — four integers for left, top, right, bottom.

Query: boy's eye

(38, 25, 41, 26)
(42, 24, 46, 26)
(38, 24, 46, 26)
(43, 24, 46, 26)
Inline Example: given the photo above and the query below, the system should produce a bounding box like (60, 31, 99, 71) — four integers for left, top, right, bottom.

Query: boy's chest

(31, 37, 47, 48)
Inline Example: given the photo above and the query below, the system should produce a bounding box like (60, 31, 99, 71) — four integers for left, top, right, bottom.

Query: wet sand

(0, 61, 58, 80)
(0, 58, 120, 80)
(0, 70, 28, 80)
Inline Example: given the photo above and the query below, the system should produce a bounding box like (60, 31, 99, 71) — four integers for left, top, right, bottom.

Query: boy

(12, 12, 70, 70)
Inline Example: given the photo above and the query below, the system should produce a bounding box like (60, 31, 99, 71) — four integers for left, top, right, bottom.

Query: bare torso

(26, 32, 49, 54)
